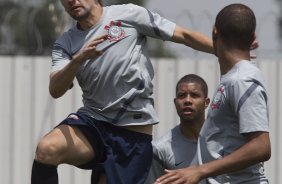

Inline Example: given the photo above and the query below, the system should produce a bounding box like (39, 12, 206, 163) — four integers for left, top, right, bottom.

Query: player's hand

(75, 34, 108, 63)
(154, 166, 202, 184)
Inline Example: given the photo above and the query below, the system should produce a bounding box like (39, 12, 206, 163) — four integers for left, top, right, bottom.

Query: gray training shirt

(51, 4, 176, 126)
(145, 125, 198, 184)
(198, 60, 269, 184)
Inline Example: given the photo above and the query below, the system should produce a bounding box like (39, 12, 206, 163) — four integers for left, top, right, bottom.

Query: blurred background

(0, 0, 281, 183)
(1, 0, 281, 56)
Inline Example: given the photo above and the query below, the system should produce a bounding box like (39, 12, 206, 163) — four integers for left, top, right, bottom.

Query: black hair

(176, 74, 208, 97)
(215, 3, 256, 50)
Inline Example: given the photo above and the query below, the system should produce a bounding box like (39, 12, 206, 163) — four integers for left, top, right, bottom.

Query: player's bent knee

(35, 138, 63, 165)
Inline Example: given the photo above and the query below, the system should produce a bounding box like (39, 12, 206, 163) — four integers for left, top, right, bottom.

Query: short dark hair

(215, 3, 256, 50)
(176, 74, 208, 98)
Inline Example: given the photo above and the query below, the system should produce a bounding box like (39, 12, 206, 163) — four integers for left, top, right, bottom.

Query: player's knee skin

(35, 138, 65, 165)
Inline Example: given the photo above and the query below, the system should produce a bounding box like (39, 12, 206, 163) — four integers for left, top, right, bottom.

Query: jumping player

(31, 0, 213, 184)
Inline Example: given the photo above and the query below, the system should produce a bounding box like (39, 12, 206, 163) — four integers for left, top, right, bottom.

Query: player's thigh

(37, 124, 95, 166)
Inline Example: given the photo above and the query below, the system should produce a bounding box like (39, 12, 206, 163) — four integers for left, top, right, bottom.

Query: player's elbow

(49, 86, 63, 99)
(261, 146, 271, 162)
(49, 90, 62, 99)
(258, 139, 271, 162)
(262, 135, 271, 162)
(247, 131, 271, 162)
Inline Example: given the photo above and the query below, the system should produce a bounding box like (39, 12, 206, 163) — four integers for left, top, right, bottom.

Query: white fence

(0, 56, 281, 184)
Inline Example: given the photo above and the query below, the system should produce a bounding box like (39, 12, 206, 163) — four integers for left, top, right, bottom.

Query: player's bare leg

(35, 124, 94, 165)
(32, 124, 95, 184)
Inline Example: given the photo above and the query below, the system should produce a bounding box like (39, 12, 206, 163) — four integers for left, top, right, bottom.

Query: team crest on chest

(104, 21, 125, 42)
(211, 85, 225, 110)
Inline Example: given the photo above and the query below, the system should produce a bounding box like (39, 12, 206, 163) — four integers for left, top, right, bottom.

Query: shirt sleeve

(231, 80, 269, 134)
(125, 4, 176, 40)
(51, 39, 72, 73)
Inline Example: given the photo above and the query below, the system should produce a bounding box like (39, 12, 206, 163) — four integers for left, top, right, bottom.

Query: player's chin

(181, 115, 194, 121)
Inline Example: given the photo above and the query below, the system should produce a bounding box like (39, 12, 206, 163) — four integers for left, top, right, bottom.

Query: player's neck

(180, 120, 204, 142)
(218, 50, 250, 75)
(78, 4, 103, 30)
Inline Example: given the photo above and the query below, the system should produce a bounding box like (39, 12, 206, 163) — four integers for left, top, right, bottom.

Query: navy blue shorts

(58, 113, 153, 184)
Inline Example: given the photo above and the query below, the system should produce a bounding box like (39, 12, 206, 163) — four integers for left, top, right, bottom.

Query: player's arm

(49, 35, 107, 98)
(197, 131, 270, 180)
(49, 55, 84, 99)
(171, 25, 214, 54)
(155, 131, 271, 184)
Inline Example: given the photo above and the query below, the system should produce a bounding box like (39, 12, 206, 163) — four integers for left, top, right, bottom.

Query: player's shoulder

(152, 125, 180, 148)
(153, 130, 172, 147)
(106, 3, 147, 15)
(236, 62, 265, 87)
(224, 60, 264, 87)
(54, 25, 77, 45)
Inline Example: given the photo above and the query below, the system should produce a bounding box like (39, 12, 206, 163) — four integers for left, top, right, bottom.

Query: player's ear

(212, 26, 218, 41)
(252, 32, 256, 41)
(174, 98, 178, 108)
(251, 32, 258, 46)
(205, 98, 210, 109)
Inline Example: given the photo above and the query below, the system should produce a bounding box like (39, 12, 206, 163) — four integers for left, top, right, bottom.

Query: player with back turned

(155, 3, 271, 184)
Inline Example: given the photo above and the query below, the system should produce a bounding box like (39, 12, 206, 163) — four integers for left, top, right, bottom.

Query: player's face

(60, 0, 94, 20)
(174, 82, 209, 123)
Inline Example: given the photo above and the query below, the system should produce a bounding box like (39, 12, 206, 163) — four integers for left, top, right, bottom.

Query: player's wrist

(194, 165, 210, 181)
(72, 52, 88, 65)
